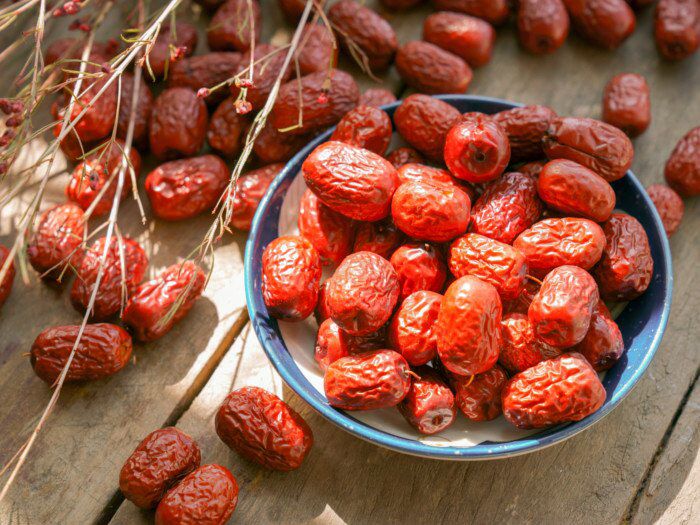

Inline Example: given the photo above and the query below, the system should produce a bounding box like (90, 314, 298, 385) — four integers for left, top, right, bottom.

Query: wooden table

(0, 2, 698, 524)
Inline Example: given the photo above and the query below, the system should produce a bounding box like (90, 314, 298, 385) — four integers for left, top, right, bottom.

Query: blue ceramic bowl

(245, 95, 673, 460)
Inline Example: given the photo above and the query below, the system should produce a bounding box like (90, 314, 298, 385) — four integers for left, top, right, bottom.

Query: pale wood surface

(0, 2, 698, 525)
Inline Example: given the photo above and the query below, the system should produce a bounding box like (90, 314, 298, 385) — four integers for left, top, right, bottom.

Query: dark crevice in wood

(622, 366, 700, 525)
(95, 310, 250, 525)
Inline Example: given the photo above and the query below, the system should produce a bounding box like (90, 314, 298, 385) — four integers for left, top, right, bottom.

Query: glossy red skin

(303, 141, 399, 221)
(537, 159, 616, 222)
(450, 364, 508, 421)
(390, 243, 446, 302)
(27, 203, 85, 280)
(386, 147, 424, 168)
(398, 366, 456, 434)
(296, 23, 339, 75)
(119, 427, 201, 509)
(394, 94, 461, 161)
(388, 290, 442, 366)
(514, 218, 606, 276)
(436, 276, 502, 376)
(117, 73, 153, 147)
(359, 89, 397, 108)
(423, 12, 495, 68)
(331, 105, 393, 156)
(593, 213, 654, 301)
(448, 233, 527, 300)
(145, 22, 197, 78)
(654, 0, 700, 61)
(207, 97, 250, 158)
(155, 464, 238, 525)
(66, 140, 142, 216)
(55, 78, 117, 144)
(145, 155, 229, 221)
(445, 115, 510, 183)
(493, 105, 557, 162)
(0, 245, 14, 308)
(271, 69, 360, 135)
(431, 0, 510, 25)
(499, 313, 561, 373)
(232, 44, 292, 111)
(602, 73, 651, 137)
(216, 386, 313, 470)
(315, 319, 387, 371)
(352, 218, 405, 259)
(207, 0, 261, 51)
(123, 261, 206, 342)
(169, 52, 242, 106)
(254, 122, 311, 164)
(529, 265, 599, 348)
(517, 0, 570, 54)
(502, 352, 606, 429)
(328, 0, 398, 71)
(396, 163, 454, 187)
(314, 281, 332, 324)
(149, 88, 208, 160)
(298, 189, 356, 266)
(470, 171, 543, 244)
(573, 301, 624, 371)
(262, 236, 321, 321)
(30, 323, 132, 383)
(391, 181, 470, 242)
(71, 236, 148, 320)
(646, 184, 685, 237)
(664, 126, 700, 196)
(324, 350, 412, 410)
(228, 164, 283, 231)
(395, 41, 473, 95)
(564, 0, 636, 48)
(326, 251, 400, 335)
(543, 117, 634, 183)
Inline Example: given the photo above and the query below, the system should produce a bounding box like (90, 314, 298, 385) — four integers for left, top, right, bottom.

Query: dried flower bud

(0, 99, 14, 115)
(0, 162, 7, 176)
(169, 45, 187, 62)
(196, 88, 211, 99)
(78, 22, 91, 32)
(63, 2, 80, 15)
(52, 7, 64, 17)
(100, 62, 112, 74)
(0, 130, 15, 147)
(10, 100, 24, 114)
(234, 99, 252, 115)
(317, 90, 329, 105)
(5, 116, 22, 128)
(235, 77, 254, 89)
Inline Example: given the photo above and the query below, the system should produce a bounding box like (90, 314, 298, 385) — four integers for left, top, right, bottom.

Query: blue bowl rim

(244, 94, 674, 460)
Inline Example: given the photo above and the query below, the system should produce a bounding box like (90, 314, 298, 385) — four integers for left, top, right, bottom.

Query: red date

(573, 301, 624, 371)
(450, 364, 508, 422)
(654, 0, 700, 61)
(253, 122, 311, 164)
(517, 0, 570, 54)
(564, 0, 636, 49)
(390, 243, 446, 302)
(423, 12, 496, 67)
(169, 52, 242, 105)
(228, 164, 283, 231)
(431, 0, 510, 25)
(499, 313, 561, 373)
(296, 23, 338, 75)
(331, 105, 392, 156)
(232, 44, 291, 111)
(149, 87, 208, 160)
(315, 319, 387, 370)
(386, 147, 424, 168)
(207, 0, 261, 51)
(388, 290, 442, 366)
(359, 88, 397, 108)
(145, 22, 197, 78)
(602, 73, 651, 137)
(298, 189, 356, 266)
(398, 366, 456, 434)
(664, 126, 700, 196)
(352, 218, 405, 259)
(646, 184, 685, 237)
(396, 41, 473, 95)
(493, 105, 557, 162)
(207, 97, 250, 158)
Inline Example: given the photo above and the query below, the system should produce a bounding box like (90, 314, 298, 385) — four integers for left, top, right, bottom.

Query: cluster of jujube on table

(261, 92, 668, 436)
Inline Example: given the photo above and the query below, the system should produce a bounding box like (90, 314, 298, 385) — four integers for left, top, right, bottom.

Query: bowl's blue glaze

(245, 95, 673, 460)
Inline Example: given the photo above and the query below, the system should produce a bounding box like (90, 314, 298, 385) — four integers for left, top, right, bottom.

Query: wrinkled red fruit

(359, 88, 397, 108)
(394, 94, 461, 161)
(573, 301, 624, 371)
(207, 0, 261, 51)
(537, 159, 616, 222)
(54, 79, 118, 145)
(470, 171, 543, 245)
(398, 366, 456, 434)
(296, 23, 338, 75)
(390, 243, 446, 302)
(602, 73, 651, 137)
(228, 164, 283, 231)
(298, 189, 355, 266)
(437, 276, 502, 376)
(123, 261, 206, 342)
(145, 22, 197, 78)
(262, 236, 321, 321)
(253, 122, 311, 164)
(386, 147, 424, 168)
(654, 0, 700, 61)
(315, 319, 387, 371)
(30, 323, 132, 383)
(502, 352, 606, 429)
(450, 364, 508, 422)
(145, 155, 229, 221)
(0, 245, 14, 308)
(423, 12, 495, 67)
(207, 97, 250, 158)
(646, 184, 685, 237)
(431, 0, 510, 25)
(232, 44, 291, 111)
(71, 236, 148, 320)
(529, 265, 599, 348)
(499, 313, 561, 373)
(514, 218, 605, 275)
(445, 114, 510, 183)
(326, 251, 399, 335)
(396, 41, 473, 95)
(493, 105, 557, 162)
(117, 72, 153, 147)
(303, 141, 399, 221)
(448, 233, 527, 300)
(324, 350, 411, 410)
(27, 203, 85, 281)
(517, 0, 570, 54)
(119, 427, 201, 509)
(314, 281, 332, 325)
(169, 52, 242, 105)
(149, 87, 208, 160)
(564, 0, 636, 49)
(353, 218, 405, 259)
(331, 105, 392, 156)
(593, 213, 653, 302)
(389, 290, 442, 366)
(664, 126, 700, 196)
(396, 163, 454, 187)
(519, 160, 546, 177)
(155, 465, 238, 525)
(216, 386, 314, 470)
